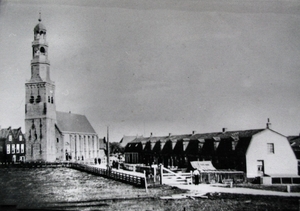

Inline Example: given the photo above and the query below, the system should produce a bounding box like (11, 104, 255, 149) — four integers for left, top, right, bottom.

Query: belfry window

(40, 47, 45, 54)
(36, 95, 41, 103)
(30, 96, 34, 103)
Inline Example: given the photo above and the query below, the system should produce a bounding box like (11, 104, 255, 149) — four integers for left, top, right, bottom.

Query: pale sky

(0, 0, 300, 142)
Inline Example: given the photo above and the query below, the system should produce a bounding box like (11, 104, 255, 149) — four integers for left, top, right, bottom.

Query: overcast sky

(0, 0, 300, 142)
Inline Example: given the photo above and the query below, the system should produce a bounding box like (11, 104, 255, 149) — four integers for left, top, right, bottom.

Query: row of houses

(0, 121, 107, 164)
(0, 127, 26, 163)
(123, 125, 299, 181)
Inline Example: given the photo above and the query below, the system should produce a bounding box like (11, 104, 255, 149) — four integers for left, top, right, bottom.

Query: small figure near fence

(193, 168, 200, 185)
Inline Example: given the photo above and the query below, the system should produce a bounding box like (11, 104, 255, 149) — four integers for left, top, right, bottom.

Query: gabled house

(119, 136, 142, 148)
(0, 127, 26, 163)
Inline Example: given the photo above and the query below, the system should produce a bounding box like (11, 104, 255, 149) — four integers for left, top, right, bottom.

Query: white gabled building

(246, 128, 298, 181)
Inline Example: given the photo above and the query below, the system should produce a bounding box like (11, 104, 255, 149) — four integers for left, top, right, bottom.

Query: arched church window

(36, 95, 41, 103)
(29, 96, 34, 103)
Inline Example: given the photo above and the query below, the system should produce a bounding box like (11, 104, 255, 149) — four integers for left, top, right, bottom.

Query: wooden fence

(70, 163, 146, 187)
(0, 161, 73, 168)
(160, 165, 193, 185)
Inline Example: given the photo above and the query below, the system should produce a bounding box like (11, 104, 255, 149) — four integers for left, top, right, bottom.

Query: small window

(36, 95, 41, 103)
(11, 144, 15, 154)
(51, 97, 53, 104)
(16, 144, 20, 154)
(21, 144, 24, 153)
(57, 138, 59, 143)
(267, 143, 275, 154)
(48, 96, 50, 103)
(7, 144, 10, 154)
(8, 135, 12, 141)
(19, 135, 23, 141)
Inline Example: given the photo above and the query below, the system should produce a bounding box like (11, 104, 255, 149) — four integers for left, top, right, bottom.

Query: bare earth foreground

(0, 168, 300, 211)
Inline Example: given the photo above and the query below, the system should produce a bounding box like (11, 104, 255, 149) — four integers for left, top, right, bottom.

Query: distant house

(119, 136, 142, 148)
(288, 135, 300, 174)
(288, 135, 300, 159)
(124, 127, 298, 182)
(55, 111, 106, 162)
(0, 127, 26, 163)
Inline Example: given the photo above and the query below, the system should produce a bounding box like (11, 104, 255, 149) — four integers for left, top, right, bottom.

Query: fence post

(153, 166, 156, 183)
(159, 164, 163, 185)
(144, 170, 148, 193)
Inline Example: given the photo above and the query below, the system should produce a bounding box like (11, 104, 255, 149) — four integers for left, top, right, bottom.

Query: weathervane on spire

(38, 10, 42, 22)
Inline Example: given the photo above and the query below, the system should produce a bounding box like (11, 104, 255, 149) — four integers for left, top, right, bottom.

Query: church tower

(25, 14, 57, 162)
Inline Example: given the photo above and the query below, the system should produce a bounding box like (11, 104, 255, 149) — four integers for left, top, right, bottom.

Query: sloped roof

(12, 128, 21, 137)
(190, 161, 216, 171)
(0, 127, 11, 139)
(288, 135, 300, 159)
(125, 129, 266, 153)
(119, 136, 142, 147)
(288, 136, 300, 145)
(190, 129, 265, 140)
(56, 111, 96, 134)
(0, 127, 23, 139)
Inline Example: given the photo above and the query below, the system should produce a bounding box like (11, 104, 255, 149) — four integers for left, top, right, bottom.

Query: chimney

(169, 133, 172, 137)
(222, 128, 227, 133)
(266, 118, 271, 129)
(150, 132, 153, 137)
(192, 130, 196, 135)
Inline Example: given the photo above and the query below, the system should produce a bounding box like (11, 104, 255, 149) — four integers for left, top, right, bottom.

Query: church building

(25, 15, 105, 162)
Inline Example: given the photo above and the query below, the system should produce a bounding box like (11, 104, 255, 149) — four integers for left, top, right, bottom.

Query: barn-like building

(124, 126, 298, 182)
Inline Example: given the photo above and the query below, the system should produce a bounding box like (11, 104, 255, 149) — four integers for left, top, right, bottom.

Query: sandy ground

(171, 183, 300, 197)
(1, 167, 300, 210)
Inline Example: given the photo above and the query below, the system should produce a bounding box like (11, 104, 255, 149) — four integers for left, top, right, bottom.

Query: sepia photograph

(0, 0, 300, 210)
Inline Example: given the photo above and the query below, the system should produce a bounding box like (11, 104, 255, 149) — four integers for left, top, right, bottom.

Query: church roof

(56, 111, 96, 134)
